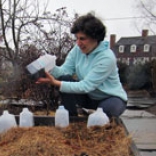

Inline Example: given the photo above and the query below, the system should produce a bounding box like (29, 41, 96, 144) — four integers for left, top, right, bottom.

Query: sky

(46, 0, 144, 41)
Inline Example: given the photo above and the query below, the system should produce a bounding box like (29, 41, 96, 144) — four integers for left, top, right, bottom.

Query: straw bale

(0, 121, 132, 156)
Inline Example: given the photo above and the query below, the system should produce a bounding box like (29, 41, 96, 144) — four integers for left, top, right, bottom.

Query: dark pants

(58, 75, 127, 118)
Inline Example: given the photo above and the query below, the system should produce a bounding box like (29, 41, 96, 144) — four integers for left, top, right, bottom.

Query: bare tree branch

(135, 0, 156, 34)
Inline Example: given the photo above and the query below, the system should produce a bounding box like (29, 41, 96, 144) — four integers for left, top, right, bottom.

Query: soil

(0, 104, 54, 116)
(146, 105, 156, 115)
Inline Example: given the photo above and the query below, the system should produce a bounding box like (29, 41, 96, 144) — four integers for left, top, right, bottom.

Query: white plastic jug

(19, 108, 34, 127)
(87, 107, 109, 128)
(55, 105, 69, 128)
(0, 110, 17, 133)
(26, 54, 56, 74)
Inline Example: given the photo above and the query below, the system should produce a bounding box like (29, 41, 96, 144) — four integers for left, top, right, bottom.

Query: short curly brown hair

(71, 13, 106, 43)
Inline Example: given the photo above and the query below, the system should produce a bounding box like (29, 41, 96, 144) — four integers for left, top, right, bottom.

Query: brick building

(111, 30, 156, 65)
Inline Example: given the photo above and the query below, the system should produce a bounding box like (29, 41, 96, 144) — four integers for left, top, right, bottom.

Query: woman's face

(75, 32, 98, 54)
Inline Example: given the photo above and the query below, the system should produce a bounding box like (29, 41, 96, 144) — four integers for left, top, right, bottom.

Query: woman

(36, 13, 128, 118)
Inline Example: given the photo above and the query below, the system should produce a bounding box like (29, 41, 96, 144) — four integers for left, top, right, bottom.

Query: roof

(116, 35, 156, 45)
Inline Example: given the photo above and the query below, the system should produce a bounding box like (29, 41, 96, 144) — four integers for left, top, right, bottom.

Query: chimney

(110, 34, 116, 49)
(142, 29, 148, 37)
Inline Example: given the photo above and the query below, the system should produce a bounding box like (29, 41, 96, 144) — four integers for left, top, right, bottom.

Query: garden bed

(0, 116, 140, 156)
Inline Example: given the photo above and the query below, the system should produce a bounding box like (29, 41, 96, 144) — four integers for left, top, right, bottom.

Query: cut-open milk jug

(0, 110, 17, 133)
(19, 108, 34, 127)
(26, 54, 56, 80)
(55, 105, 69, 128)
(87, 107, 109, 128)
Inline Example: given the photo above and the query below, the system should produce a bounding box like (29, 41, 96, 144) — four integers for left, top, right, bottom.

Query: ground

(127, 90, 156, 116)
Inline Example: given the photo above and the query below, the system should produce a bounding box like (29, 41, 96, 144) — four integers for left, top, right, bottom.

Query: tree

(0, 0, 78, 111)
(126, 63, 152, 90)
(31, 7, 77, 58)
(117, 61, 128, 85)
(0, 0, 48, 78)
(135, 0, 156, 34)
(0, 1, 76, 77)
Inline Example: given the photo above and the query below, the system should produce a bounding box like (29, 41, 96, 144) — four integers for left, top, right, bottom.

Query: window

(119, 45, 124, 53)
(130, 44, 136, 53)
(144, 44, 150, 52)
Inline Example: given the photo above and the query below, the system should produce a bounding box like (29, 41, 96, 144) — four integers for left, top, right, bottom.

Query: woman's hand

(36, 71, 61, 87)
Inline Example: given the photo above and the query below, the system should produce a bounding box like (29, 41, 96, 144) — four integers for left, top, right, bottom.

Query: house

(111, 30, 156, 65)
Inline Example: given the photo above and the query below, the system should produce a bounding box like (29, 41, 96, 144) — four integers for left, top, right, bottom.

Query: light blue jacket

(51, 41, 127, 101)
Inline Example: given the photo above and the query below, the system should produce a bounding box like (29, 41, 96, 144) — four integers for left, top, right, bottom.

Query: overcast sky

(46, 0, 144, 41)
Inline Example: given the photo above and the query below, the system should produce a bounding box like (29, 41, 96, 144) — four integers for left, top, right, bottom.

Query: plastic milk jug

(0, 110, 17, 133)
(19, 108, 34, 127)
(26, 54, 56, 75)
(55, 105, 69, 128)
(87, 107, 109, 128)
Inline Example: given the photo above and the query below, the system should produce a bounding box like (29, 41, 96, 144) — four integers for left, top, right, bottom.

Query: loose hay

(0, 120, 132, 156)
